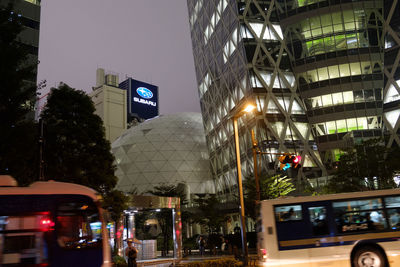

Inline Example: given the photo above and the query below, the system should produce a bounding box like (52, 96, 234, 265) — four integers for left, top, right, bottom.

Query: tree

(147, 184, 187, 256)
(0, 3, 38, 184)
(102, 189, 130, 253)
(191, 194, 229, 234)
(102, 190, 130, 222)
(324, 138, 400, 193)
(40, 83, 117, 195)
(244, 174, 295, 221)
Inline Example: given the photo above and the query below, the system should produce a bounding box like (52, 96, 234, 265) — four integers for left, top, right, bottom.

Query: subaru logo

(136, 87, 153, 99)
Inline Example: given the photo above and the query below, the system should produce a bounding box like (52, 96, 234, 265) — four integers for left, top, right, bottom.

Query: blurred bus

(258, 189, 400, 267)
(0, 176, 111, 267)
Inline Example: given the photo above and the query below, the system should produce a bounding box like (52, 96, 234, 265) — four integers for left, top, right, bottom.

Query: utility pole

(251, 129, 260, 203)
(38, 119, 44, 181)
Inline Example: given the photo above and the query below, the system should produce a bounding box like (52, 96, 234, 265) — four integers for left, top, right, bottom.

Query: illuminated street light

(243, 104, 256, 113)
(232, 102, 256, 266)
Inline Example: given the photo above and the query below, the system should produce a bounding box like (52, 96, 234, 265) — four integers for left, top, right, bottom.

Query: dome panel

(112, 113, 214, 195)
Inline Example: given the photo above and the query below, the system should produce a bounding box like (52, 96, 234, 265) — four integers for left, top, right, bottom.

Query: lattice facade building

(383, 0, 400, 148)
(187, 0, 400, 194)
(187, 0, 326, 196)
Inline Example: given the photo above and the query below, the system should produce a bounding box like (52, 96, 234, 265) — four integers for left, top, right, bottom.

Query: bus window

(275, 205, 302, 221)
(56, 201, 102, 249)
(333, 198, 387, 233)
(384, 196, 400, 230)
(308, 206, 329, 236)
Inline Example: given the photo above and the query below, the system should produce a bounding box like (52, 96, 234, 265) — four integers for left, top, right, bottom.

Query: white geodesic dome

(111, 112, 215, 195)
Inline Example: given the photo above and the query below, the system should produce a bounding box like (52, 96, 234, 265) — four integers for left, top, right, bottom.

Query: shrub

(178, 258, 243, 266)
(112, 255, 127, 267)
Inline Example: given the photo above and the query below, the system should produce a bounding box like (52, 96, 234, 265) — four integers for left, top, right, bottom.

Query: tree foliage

(0, 3, 38, 183)
(244, 174, 295, 220)
(40, 83, 117, 195)
(102, 189, 130, 222)
(324, 138, 400, 193)
(192, 194, 229, 234)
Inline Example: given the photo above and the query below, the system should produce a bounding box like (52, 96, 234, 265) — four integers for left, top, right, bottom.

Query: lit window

(267, 101, 280, 114)
(24, 0, 40, 5)
(299, 61, 378, 83)
(313, 116, 381, 136)
(331, 92, 342, 105)
(384, 80, 400, 104)
(384, 110, 400, 129)
(190, 0, 203, 27)
(247, 22, 282, 40)
(223, 28, 239, 63)
(294, 122, 309, 139)
(199, 73, 211, 97)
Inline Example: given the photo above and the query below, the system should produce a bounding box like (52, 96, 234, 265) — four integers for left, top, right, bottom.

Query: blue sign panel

(121, 78, 159, 120)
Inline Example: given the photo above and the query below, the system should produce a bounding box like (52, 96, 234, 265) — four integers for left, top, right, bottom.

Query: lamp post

(232, 103, 256, 266)
(251, 129, 260, 203)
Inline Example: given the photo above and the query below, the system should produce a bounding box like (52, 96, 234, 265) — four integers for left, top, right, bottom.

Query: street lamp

(232, 103, 256, 266)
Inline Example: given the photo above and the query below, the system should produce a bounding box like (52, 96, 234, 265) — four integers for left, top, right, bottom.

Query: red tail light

(40, 218, 55, 230)
(261, 248, 268, 261)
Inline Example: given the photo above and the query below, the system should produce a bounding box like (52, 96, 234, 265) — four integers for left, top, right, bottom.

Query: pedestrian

(125, 239, 138, 267)
(198, 236, 206, 256)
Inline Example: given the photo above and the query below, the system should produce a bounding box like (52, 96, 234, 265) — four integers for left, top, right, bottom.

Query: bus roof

(262, 188, 400, 206)
(0, 180, 100, 201)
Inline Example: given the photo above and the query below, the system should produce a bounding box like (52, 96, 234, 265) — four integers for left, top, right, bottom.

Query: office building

(90, 69, 127, 143)
(187, 0, 400, 194)
(2, 0, 41, 116)
(1, 0, 41, 75)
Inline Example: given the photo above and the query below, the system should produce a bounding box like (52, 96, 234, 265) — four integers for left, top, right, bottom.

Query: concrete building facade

(90, 69, 127, 143)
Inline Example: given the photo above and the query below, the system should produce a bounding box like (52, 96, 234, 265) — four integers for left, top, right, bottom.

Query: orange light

(243, 104, 256, 113)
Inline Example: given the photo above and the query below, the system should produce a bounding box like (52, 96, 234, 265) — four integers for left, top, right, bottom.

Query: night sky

(37, 0, 201, 114)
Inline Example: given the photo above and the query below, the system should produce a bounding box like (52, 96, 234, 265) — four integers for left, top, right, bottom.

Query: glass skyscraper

(187, 0, 400, 194)
(1, 0, 41, 80)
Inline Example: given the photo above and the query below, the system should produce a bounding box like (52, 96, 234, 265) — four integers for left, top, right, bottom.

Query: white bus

(258, 189, 400, 267)
(0, 176, 111, 267)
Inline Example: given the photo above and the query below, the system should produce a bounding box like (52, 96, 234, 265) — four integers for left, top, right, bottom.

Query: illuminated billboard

(119, 78, 159, 120)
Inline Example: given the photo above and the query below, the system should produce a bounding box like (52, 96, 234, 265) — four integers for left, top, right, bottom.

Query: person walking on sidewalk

(125, 239, 138, 267)
(198, 236, 206, 256)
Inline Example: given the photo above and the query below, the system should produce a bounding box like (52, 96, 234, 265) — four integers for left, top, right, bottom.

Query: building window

(384, 110, 400, 129)
(298, 61, 381, 84)
(190, 0, 203, 27)
(241, 23, 283, 41)
(223, 28, 239, 63)
(384, 80, 400, 104)
(288, 8, 384, 59)
(24, 0, 40, 5)
(312, 116, 381, 136)
(306, 89, 380, 109)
